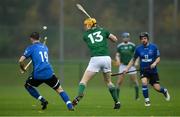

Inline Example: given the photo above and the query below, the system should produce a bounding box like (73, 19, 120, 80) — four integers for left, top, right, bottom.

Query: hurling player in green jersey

(115, 32, 139, 100)
(72, 18, 120, 109)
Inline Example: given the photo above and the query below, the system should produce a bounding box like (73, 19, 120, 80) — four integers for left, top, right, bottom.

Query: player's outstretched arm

(134, 57, 139, 68)
(124, 59, 135, 74)
(109, 34, 118, 42)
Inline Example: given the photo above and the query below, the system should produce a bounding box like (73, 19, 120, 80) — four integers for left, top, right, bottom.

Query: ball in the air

(43, 26, 47, 30)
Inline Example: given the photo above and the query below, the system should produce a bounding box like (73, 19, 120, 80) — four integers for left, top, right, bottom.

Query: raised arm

(109, 33, 118, 42)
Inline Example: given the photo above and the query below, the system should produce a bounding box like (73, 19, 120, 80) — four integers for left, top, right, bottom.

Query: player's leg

(153, 84, 170, 101)
(116, 74, 124, 100)
(55, 86, 74, 111)
(115, 64, 125, 101)
(150, 73, 170, 101)
(45, 75, 74, 111)
(129, 66, 139, 100)
(102, 56, 120, 109)
(72, 70, 96, 107)
(24, 76, 48, 110)
(103, 72, 120, 109)
(130, 74, 139, 100)
(141, 77, 150, 106)
(72, 57, 98, 107)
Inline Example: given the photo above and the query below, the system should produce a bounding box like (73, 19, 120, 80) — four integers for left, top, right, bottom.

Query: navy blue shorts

(26, 75, 60, 90)
(140, 72, 160, 86)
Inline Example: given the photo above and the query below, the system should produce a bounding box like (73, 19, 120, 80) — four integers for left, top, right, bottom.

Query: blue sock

(60, 91, 73, 109)
(25, 85, 40, 100)
(159, 87, 166, 94)
(38, 96, 46, 103)
(142, 85, 149, 98)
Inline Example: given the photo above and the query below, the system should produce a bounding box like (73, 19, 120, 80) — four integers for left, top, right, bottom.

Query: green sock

(116, 87, 120, 99)
(135, 85, 139, 99)
(108, 85, 118, 103)
(78, 83, 86, 97)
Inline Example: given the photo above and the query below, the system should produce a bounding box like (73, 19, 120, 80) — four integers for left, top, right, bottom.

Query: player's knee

(104, 77, 112, 84)
(107, 82, 115, 88)
(24, 82, 31, 89)
(55, 85, 64, 93)
(141, 79, 148, 85)
(153, 83, 161, 91)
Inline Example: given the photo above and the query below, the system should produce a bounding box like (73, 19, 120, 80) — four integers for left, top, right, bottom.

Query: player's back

(28, 42, 54, 79)
(83, 27, 110, 57)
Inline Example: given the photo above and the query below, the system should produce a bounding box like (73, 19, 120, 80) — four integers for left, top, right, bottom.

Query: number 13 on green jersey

(83, 27, 110, 57)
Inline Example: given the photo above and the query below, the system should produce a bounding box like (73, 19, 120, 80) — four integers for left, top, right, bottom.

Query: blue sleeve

(154, 44, 160, 57)
(133, 48, 139, 60)
(23, 46, 33, 58)
(156, 48, 160, 57)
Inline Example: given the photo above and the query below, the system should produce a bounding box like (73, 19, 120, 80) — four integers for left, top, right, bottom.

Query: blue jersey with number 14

(23, 42, 54, 80)
(134, 43, 160, 73)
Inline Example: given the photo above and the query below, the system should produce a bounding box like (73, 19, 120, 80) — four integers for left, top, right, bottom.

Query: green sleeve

(103, 28, 110, 38)
(133, 45, 136, 52)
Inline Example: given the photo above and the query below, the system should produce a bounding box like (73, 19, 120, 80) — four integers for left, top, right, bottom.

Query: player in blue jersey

(18, 32, 74, 110)
(124, 32, 170, 106)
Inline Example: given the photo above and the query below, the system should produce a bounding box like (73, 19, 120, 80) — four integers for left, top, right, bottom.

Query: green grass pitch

(0, 59, 180, 116)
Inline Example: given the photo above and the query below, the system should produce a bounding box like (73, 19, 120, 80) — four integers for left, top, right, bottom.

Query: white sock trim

(145, 98, 150, 102)
(53, 80, 59, 88)
(38, 96, 42, 100)
(66, 101, 71, 105)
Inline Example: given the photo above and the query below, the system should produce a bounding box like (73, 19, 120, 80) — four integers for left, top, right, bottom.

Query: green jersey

(117, 42, 135, 65)
(83, 27, 110, 57)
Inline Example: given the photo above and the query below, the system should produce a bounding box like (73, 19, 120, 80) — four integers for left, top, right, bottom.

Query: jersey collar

(143, 43, 150, 48)
(33, 41, 41, 44)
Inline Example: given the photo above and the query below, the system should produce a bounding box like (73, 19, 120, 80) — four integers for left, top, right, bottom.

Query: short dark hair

(30, 32, 40, 40)
(139, 32, 149, 39)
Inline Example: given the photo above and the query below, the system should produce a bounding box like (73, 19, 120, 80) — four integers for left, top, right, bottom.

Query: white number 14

(39, 51, 48, 62)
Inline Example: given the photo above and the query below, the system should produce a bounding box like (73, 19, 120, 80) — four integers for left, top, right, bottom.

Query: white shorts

(86, 56, 111, 73)
(119, 64, 137, 75)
